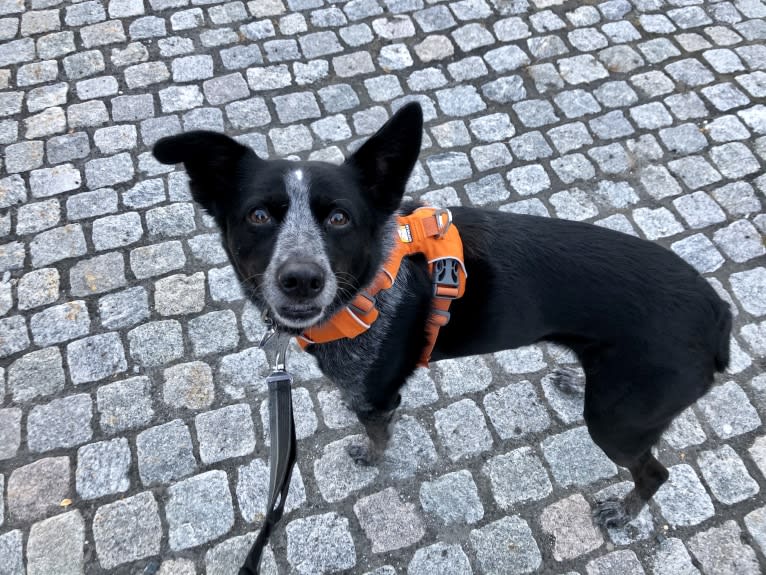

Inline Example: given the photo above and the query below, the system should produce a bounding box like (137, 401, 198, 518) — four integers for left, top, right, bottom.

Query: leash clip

(433, 208, 453, 238)
(259, 311, 291, 372)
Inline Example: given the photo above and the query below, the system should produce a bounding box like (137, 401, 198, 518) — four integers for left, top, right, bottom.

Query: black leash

(239, 324, 296, 575)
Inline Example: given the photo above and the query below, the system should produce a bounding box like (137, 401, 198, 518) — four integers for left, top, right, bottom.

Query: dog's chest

(308, 264, 412, 406)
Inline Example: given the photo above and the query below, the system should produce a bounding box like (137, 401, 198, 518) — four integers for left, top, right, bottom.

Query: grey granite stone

(434, 399, 493, 462)
(67, 332, 127, 385)
(470, 515, 542, 574)
(419, 469, 484, 524)
(7, 456, 70, 522)
(483, 446, 552, 508)
(163, 361, 214, 410)
(314, 434, 379, 502)
(648, 537, 701, 575)
(166, 470, 234, 550)
(96, 376, 154, 434)
(586, 550, 645, 575)
(698, 381, 761, 438)
(541, 493, 604, 560)
(98, 287, 149, 330)
(155, 272, 206, 316)
(408, 543, 472, 575)
(745, 506, 766, 557)
(687, 521, 760, 575)
(8, 347, 64, 402)
(484, 381, 550, 439)
(542, 426, 617, 487)
(188, 310, 239, 357)
(0, 408, 21, 460)
(27, 510, 85, 575)
(130, 240, 185, 279)
(698, 444, 759, 505)
(136, 419, 197, 486)
(0, 315, 28, 357)
(354, 488, 425, 553)
(128, 320, 184, 367)
(28, 393, 92, 453)
(0, 531, 23, 575)
(433, 355, 492, 397)
(196, 404, 256, 463)
(655, 464, 715, 527)
(75, 438, 131, 500)
(92, 492, 162, 569)
(382, 414, 438, 479)
(286, 513, 356, 574)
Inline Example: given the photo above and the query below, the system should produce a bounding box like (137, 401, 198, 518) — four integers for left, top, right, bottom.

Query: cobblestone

(7, 456, 70, 522)
(542, 426, 617, 487)
(8, 346, 64, 402)
(655, 464, 716, 527)
(75, 438, 131, 500)
(687, 521, 761, 575)
(128, 320, 184, 367)
(136, 419, 196, 485)
(67, 332, 127, 384)
(434, 399, 493, 461)
(419, 469, 483, 524)
(92, 492, 162, 569)
(470, 516, 542, 574)
(286, 512, 356, 574)
(96, 376, 153, 434)
(26, 510, 84, 575)
(354, 488, 425, 553)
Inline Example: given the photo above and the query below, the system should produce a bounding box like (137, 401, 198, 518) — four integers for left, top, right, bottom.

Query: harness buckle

(432, 258, 460, 298)
(433, 208, 452, 238)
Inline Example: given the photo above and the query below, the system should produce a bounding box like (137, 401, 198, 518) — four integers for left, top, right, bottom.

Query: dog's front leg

(342, 393, 402, 466)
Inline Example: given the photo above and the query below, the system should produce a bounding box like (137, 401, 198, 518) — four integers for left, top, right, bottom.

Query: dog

(153, 102, 731, 529)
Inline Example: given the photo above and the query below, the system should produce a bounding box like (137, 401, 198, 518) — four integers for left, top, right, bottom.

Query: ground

(0, 0, 765, 573)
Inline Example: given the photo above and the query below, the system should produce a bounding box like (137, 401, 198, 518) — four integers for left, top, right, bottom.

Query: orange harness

(297, 207, 467, 367)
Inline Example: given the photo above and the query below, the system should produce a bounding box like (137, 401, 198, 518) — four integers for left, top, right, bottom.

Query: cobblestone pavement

(1, 0, 766, 573)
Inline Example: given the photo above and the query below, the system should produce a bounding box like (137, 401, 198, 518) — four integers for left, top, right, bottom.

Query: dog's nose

(278, 261, 325, 298)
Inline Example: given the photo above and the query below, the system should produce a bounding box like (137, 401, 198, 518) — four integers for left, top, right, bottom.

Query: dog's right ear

(153, 131, 255, 215)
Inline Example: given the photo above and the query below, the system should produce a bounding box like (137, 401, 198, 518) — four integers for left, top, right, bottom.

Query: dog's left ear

(346, 102, 423, 212)
(153, 130, 257, 216)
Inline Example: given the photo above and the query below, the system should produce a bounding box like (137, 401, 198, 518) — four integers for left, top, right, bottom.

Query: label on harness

(398, 224, 413, 243)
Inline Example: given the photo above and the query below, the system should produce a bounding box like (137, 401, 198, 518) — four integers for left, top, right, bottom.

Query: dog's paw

(593, 497, 632, 529)
(552, 367, 585, 396)
(346, 442, 377, 466)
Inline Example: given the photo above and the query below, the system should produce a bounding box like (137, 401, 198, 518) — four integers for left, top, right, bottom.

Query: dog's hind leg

(593, 450, 669, 528)
(582, 359, 683, 529)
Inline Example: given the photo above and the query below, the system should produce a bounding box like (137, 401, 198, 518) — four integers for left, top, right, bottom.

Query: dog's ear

(153, 130, 255, 216)
(346, 102, 423, 212)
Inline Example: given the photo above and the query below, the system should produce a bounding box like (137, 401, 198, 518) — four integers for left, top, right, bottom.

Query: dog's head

(153, 102, 423, 331)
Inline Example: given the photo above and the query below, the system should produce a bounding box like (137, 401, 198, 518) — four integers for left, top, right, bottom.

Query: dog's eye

(327, 209, 350, 227)
(248, 208, 271, 225)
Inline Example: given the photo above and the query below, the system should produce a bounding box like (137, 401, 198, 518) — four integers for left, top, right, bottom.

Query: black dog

(153, 102, 731, 529)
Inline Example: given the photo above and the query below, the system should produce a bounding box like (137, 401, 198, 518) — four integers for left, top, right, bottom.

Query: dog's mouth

(273, 304, 324, 329)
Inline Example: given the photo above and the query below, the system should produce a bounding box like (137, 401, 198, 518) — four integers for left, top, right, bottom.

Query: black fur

(153, 102, 732, 532)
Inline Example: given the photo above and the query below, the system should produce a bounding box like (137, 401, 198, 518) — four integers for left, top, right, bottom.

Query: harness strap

(298, 207, 466, 366)
(239, 370, 296, 575)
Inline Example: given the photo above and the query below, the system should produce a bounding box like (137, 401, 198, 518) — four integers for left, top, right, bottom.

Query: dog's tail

(713, 302, 732, 373)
